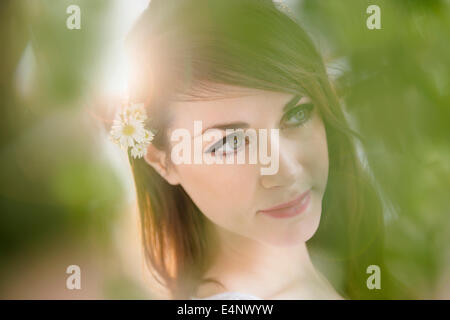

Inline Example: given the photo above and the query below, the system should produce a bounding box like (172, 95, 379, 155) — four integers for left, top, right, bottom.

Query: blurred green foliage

(0, 0, 128, 295)
(297, 0, 450, 297)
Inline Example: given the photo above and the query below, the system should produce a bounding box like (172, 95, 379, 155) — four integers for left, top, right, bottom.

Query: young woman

(116, 0, 399, 299)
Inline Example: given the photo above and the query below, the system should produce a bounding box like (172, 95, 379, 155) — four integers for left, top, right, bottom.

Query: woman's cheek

(309, 118, 329, 193)
(175, 163, 256, 224)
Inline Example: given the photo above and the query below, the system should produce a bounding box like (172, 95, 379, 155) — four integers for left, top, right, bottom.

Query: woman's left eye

(280, 103, 314, 129)
(205, 130, 248, 156)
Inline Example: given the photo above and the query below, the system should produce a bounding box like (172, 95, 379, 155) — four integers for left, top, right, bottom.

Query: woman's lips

(258, 189, 311, 218)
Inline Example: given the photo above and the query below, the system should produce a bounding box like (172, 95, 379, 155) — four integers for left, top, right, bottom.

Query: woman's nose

(259, 141, 302, 189)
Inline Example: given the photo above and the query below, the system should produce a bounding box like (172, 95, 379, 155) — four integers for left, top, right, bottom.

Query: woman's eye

(280, 103, 314, 129)
(205, 130, 248, 156)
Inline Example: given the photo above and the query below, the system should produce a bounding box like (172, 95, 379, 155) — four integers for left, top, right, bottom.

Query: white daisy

(110, 113, 147, 150)
(126, 103, 147, 122)
(141, 129, 155, 144)
(130, 142, 149, 159)
(110, 102, 155, 159)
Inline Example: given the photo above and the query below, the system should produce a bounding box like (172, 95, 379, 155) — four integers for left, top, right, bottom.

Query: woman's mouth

(257, 189, 311, 219)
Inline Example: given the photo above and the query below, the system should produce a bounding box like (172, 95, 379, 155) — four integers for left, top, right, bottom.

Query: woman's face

(156, 85, 329, 246)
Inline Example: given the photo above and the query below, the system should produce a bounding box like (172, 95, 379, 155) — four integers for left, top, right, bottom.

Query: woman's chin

(257, 220, 321, 247)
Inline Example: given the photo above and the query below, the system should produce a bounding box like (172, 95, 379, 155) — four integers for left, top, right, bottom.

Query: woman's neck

(196, 224, 342, 299)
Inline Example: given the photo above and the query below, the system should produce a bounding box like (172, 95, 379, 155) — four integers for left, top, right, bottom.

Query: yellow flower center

(122, 124, 136, 136)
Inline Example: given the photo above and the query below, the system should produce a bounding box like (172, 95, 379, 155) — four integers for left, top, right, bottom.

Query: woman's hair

(125, 0, 407, 299)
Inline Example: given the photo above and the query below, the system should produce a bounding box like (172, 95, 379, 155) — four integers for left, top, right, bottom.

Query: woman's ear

(143, 143, 180, 186)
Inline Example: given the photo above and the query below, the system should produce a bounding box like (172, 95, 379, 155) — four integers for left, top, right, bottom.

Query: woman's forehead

(172, 89, 285, 115)
(166, 87, 308, 131)
(174, 83, 268, 101)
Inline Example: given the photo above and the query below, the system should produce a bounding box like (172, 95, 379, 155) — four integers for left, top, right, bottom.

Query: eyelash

(280, 103, 314, 129)
(205, 103, 314, 156)
(205, 130, 249, 156)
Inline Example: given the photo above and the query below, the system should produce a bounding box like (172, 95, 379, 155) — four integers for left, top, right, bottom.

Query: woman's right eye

(205, 130, 248, 156)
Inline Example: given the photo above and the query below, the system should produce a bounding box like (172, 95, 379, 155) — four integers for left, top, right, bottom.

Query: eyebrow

(283, 94, 303, 113)
(193, 94, 303, 138)
(194, 122, 250, 139)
